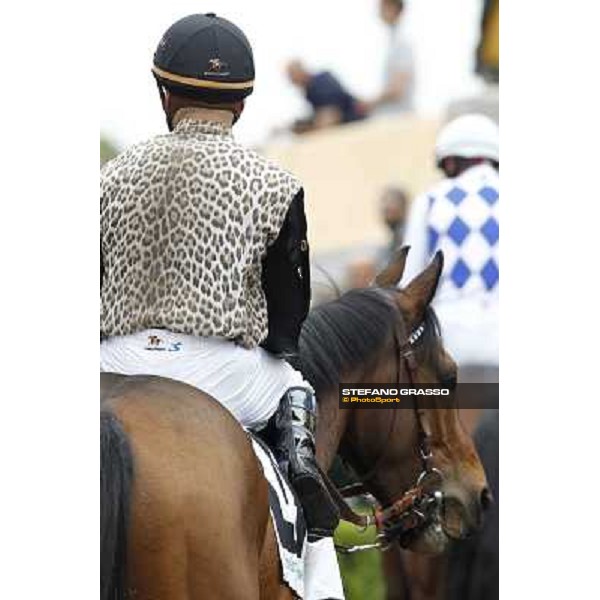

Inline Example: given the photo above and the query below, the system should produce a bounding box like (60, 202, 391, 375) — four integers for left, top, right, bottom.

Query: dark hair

(439, 156, 499, 177)
(299, 289, 398, 393)
(299, 288, 443, 394)
(381, 186, 409, 206)
(159, 82, 248, 106)
(164, 88, 241, 110)
(385, 0, 405, 10)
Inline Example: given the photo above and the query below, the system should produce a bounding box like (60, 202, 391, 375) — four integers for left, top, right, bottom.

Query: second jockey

(100, 13, 340, 545)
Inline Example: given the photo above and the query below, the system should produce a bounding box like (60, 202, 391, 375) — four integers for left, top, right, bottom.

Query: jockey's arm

(261, 188, 311, 369)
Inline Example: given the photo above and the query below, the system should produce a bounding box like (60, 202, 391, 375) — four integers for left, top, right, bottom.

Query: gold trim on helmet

(152, 65, 254, 90)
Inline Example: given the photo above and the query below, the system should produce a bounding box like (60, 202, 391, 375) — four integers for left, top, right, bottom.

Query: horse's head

(341, 247, 490, 554)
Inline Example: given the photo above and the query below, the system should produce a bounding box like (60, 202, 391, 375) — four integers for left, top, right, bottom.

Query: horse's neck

(314, 343, 396, 472)
(315, 388, 350, 471)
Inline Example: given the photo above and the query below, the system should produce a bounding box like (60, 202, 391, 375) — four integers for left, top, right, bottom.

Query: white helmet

(435, 113, 499, 164)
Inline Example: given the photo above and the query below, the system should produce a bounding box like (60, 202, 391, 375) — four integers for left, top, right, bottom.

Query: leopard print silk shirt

(101, 115, 302, 348)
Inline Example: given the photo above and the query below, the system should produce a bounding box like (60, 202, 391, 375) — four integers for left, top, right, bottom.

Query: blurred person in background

(362, 0, 415, 116)
(286, 60, 365, 133)
(476, 0, 499, 83)
(447, 0, 499, 124)
(345, 258, 377, 290)
(379, 185, 409, 264)
(392, 114, 498, 600)
(402, 113, 499, 388)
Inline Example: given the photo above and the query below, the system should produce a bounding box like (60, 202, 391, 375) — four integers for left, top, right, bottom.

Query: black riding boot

(273, 387, 340, 540)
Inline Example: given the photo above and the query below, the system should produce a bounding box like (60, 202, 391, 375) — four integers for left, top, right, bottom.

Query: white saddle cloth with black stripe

(249, 434, 345, 600)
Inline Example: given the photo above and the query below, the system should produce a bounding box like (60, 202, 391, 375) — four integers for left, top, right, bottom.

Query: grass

(335, 512, 386, 599)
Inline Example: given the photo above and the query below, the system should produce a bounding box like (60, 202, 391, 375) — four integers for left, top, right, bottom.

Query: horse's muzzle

(442, 486, 492, 539)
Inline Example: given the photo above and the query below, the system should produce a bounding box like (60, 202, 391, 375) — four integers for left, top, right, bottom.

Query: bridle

(334, 317, 445, 553)
(372, 320, 445, 548)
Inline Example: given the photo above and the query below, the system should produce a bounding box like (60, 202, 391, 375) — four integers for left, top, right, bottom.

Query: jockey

(401, 114, 499, 374)
(100, 13, 339, 543)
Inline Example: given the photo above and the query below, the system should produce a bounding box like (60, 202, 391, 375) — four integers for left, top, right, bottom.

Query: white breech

(100, 329, 308, 429)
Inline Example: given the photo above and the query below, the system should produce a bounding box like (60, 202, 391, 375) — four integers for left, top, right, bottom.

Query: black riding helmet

(152, 13, 255, 104)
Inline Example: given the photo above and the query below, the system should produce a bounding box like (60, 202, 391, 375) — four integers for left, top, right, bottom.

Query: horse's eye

(442, 374, 457, 391)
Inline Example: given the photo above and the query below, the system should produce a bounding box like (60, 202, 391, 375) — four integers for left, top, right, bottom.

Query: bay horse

(381, 372, 499, 600)
(101, 248, 490, 599)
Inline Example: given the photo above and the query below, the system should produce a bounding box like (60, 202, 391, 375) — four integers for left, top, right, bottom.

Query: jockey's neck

(172, 107, 234, 128)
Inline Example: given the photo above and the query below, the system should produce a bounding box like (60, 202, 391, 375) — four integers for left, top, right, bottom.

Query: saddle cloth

(249, 434, 307, 598)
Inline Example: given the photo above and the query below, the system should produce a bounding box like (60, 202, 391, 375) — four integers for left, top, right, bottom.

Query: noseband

(335, 317, 445, 553)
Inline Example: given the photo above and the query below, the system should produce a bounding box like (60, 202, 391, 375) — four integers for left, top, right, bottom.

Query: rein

(334, 318, 445, 553)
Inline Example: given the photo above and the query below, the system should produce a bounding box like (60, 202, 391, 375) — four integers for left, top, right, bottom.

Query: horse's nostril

(480, 487, 493, 511)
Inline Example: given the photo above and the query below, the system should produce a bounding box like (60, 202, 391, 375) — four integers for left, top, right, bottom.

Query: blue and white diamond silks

(450, 258, 471, 288)
(427, 225, 439, 254)
(447, 216, 470, 246)
(480, 217, 499, 246)
(425, 164, 499, 296)
(481, 258, 499, 290)
(478, 186, 499, 206)
(447, 186, 467, 205)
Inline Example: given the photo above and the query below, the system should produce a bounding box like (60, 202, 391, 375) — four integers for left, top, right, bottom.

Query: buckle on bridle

(419, 446, 433, 461)
(416, 467, 443, 489)
(375, 467, 445, 546)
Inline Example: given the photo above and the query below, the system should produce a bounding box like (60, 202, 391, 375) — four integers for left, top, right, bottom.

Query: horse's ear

(399, 250, 444, 324)
(374, 246, 410, 288)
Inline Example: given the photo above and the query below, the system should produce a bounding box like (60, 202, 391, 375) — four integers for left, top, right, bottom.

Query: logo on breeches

(144, 336, 183, 352)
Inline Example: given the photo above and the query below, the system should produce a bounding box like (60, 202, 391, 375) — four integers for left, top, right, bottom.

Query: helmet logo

(205, 58, 230, 77)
